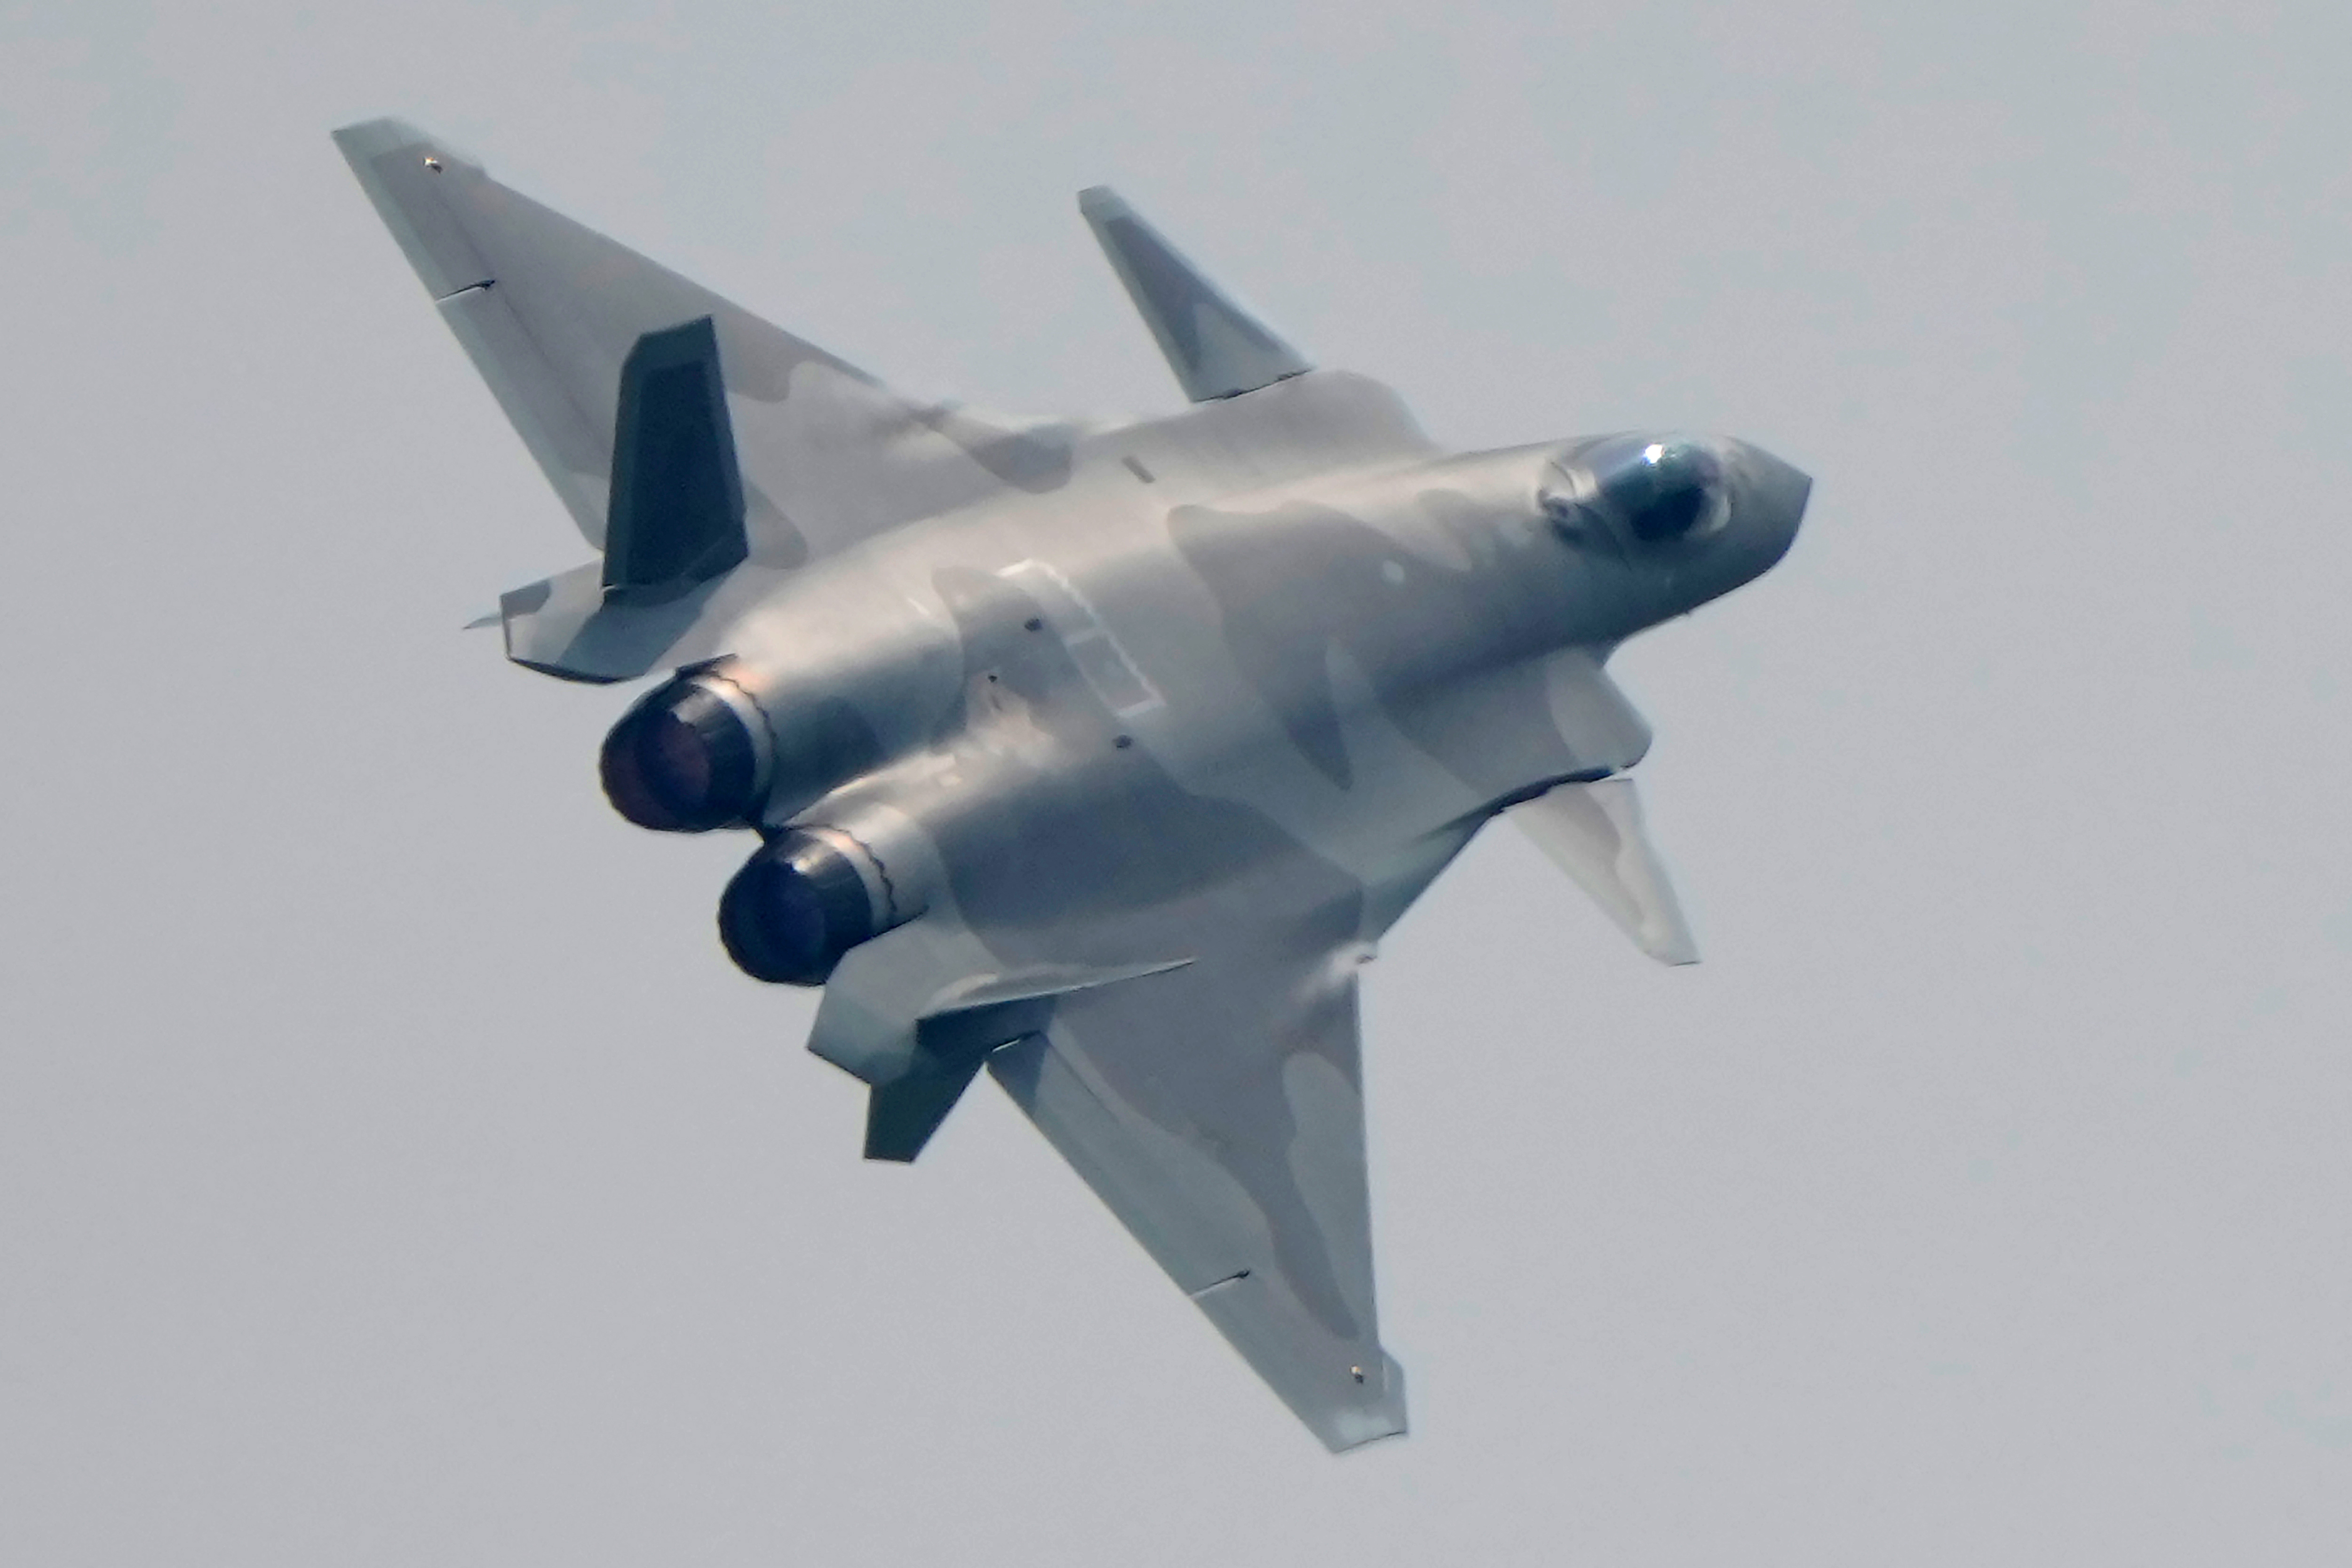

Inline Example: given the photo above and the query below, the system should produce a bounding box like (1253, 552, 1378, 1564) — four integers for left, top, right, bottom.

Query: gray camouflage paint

(334, 117, 1809, 1452)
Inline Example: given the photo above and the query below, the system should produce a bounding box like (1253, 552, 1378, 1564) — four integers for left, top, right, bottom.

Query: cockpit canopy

(1543, 436, 1730, 548)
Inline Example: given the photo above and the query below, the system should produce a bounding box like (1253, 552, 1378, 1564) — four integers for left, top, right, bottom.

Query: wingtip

(1642, 915, 1703, 967)
(1330, 1423, 1411, 1454)
(1076, 184, 1125, 220)
(330, 116, 479, 174)
(1319, 1352, 1410, 1453)
(330, 116, 426, 157)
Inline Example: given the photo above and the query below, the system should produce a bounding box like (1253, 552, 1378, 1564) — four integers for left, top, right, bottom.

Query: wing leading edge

(332, 118, 1078, 565)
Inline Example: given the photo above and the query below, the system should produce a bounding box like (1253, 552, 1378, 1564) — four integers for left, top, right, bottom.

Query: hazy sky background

(5, 0, 2349, 1561)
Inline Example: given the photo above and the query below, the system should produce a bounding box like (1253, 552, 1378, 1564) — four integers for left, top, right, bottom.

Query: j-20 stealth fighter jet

(334, 117, 1807, 1452)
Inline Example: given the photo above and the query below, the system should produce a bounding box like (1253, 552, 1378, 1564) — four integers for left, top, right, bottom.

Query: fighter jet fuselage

(335, 118, 1807, 1451)
(604, 383, 1804, 993)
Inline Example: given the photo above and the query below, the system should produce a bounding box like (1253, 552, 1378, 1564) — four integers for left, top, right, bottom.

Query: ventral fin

(814, 932, 1194, 1163)
(864, 1055, 991, 1163)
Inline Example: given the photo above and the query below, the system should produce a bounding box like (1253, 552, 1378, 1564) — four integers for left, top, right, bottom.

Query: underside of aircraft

(334, 117, 1808, 1451)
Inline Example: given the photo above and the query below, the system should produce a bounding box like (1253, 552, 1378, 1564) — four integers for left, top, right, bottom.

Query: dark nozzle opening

(599, 676, 764, 832)
(716, 832, 878, 986)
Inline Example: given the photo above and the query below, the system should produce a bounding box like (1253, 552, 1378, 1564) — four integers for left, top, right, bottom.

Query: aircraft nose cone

(1729, 439, 1810, 571)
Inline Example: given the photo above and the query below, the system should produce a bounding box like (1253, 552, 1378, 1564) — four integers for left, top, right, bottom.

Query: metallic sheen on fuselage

(334, 117, 1809, 1452)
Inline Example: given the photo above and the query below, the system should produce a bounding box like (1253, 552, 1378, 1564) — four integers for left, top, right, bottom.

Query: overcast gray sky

(5, 0, 2349, 1562)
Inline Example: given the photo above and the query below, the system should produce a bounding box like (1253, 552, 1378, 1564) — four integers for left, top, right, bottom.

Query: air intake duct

(599, 664, 771, 832)
(717, 825, 924, 986)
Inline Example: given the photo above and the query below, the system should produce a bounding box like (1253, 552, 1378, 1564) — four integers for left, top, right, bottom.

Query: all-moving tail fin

(1079, 186, 1312, 402)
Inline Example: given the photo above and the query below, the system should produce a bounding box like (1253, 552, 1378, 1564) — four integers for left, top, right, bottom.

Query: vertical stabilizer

(605, 317, 748, 593)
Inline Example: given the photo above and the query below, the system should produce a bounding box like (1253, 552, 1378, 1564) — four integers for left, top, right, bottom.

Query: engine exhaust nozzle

(717, 826, 922, 986)
(599, 666, 770, 832)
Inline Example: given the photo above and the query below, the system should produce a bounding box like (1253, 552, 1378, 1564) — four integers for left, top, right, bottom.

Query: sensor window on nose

(1594, 439, 1726, 544)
